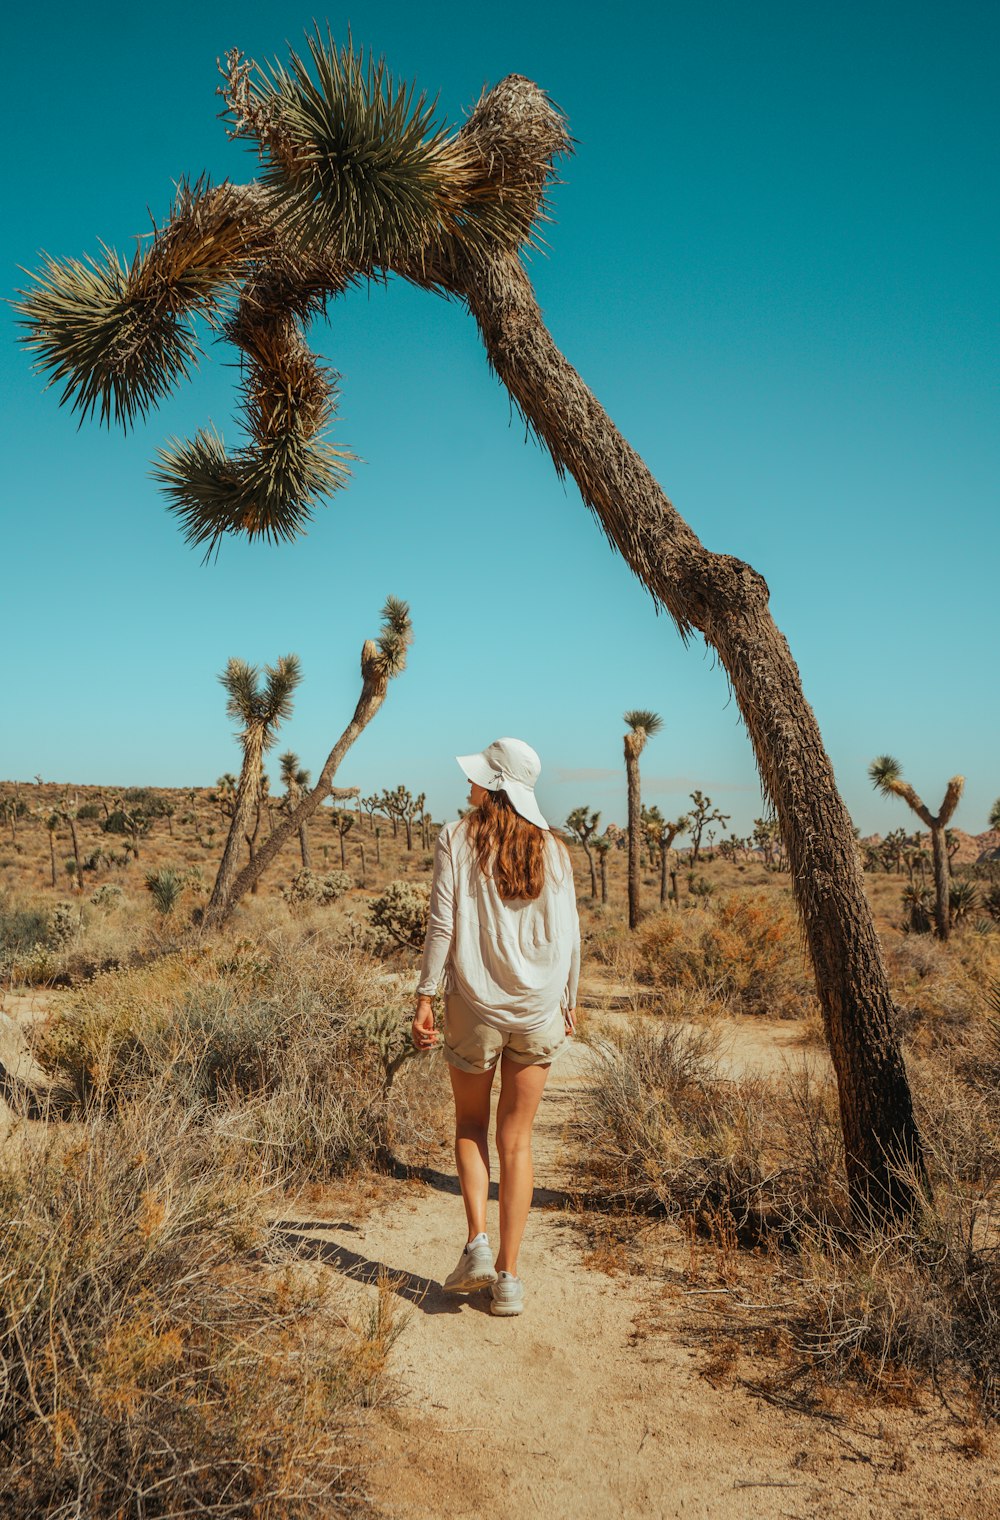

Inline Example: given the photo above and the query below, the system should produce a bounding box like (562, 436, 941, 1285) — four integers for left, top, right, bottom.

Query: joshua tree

(203, 597, 411, 926)
(43, 810, 59, 887)
(593, 831, 612, 904)
(658, 814, 690, 905)
(565, 806, 600, 898)
(623, 711, 662, 929)
(331, 805, 354, 867)
(989, 798, 1000, 832)
(279, 751, 313, 866)
(13, 33, 929, 1218)
(213, 773, 239, 820)
(869, 756, 964, 942)
(689, 790, 730, 865)
(361, 793, 381, 833)
(206, 654, 301, 920)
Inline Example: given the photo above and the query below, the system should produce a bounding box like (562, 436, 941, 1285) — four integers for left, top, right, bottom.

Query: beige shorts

(443, 991, 568, 1074)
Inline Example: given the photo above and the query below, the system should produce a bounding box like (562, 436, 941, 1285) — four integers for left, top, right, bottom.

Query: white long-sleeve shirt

(416, 817, 581, 1032)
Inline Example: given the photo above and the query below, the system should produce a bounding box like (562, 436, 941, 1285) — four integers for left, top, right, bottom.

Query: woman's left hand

(563, 1006, 577, 1034)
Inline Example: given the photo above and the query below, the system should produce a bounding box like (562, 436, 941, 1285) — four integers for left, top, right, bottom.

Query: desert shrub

(571, 1024, 846, 1240)
(76, 801, 102, 820)
(635, 893, 812, 1018)
(0, 891, 50, 959)
(368, 880, 430, 953)
(282, 868, 352, 906)
(0, 1100, 386, 1517)
(91, 882, 124, 910)
(572, 1018, 1000, 1416)
(33, 935, 430, 1181)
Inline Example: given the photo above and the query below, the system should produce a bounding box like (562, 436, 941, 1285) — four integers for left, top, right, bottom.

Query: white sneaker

(443, 1240, 498, 1294)
(489, 1271, 525, 1316)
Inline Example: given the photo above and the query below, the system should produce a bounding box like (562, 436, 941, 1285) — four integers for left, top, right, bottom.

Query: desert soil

(278, 1008, 998, 1520)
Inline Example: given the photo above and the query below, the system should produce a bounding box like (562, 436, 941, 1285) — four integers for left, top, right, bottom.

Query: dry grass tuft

(0, 1098, 379, 1517)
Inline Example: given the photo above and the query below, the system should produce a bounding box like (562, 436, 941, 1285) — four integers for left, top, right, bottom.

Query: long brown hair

(465, 790, 567, 901)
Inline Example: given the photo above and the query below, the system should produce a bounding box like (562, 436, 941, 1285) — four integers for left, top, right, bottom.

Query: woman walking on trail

(412, 738, 580, 1318)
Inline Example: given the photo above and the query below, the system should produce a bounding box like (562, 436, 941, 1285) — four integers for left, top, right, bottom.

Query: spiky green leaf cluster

(153, 426, 350, 556)
(219, 653, 301, 742)
(623, 709, 664, 737)
(869, 755, 903, 793)
(243, 28, 452, 263)
(376, 595, 413, 677)
(15, 248, 202, 428)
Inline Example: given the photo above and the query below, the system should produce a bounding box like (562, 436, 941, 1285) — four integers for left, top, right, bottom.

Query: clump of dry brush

(32, 924, 442, 1181)
(572, 1004, 1000, 1418)
(0, 921, 448, 1516)
(0, 1095, 400, 1518)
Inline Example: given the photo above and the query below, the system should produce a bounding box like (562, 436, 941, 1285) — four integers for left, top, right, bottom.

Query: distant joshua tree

(657, 814, 690, 906)
(623, 710, 663, 929)
(869, 756, 964, 942)
(331, 806, 354, 867)
(688, 790, 731, 865)
(565, 806, 601, 899)
(206, 654, 301, 921)
(990, 798, 1000, 833)
(280, 751, 313, 867)
(593, 831, 612, 904)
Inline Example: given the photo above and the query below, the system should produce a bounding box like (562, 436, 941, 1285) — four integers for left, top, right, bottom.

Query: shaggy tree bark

(459, 239, 927, 1223)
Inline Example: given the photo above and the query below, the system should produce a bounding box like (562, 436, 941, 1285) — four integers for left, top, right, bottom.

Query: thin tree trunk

(582, 842, 597, 899)
(930, 824, 950, 942)
(339, 829, 346, 868)
(660, 840, 669, 905)
(599, 851, 607, 904)
(375, 828, 381, 866)
(360, 842, 366, 886)
(48, 827, 57, 888)
(405, 815, 412, 850)
(624, 740, 642, 931)
(67, 817, 83, 893)
(299, 823, 311, 869)
(461, 239, 926, 1222)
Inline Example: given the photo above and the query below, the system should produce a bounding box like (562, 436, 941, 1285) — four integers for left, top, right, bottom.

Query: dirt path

(278, 1031, 996, 1520)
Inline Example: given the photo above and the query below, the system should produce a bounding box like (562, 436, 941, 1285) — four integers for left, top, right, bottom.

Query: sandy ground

(278, 1027, 998, 1520)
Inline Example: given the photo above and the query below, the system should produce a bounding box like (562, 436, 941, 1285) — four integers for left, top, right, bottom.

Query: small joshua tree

(205, 654, 301, 921)
(623, 710, 663, 929)
(657, 814, 690, 906)
(592, 832, 612, 904)
(331, 806, 354, 868)
(688, 790, 731, 866)
(565, 806, 600, 898)
(869, 755, 964, 942)
(279, 751, 313, 867)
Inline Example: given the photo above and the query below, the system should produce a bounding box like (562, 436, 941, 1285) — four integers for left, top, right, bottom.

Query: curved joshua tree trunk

(462, 242, 927, 1224)
(207, 731, 266, 920)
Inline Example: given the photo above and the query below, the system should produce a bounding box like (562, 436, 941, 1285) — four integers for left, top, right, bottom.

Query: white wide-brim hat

(456, 737, 549, 831)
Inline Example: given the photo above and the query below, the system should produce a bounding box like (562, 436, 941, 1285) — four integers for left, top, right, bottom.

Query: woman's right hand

(412, 995, 440, 1051)
(563, 1006, 577, 1035)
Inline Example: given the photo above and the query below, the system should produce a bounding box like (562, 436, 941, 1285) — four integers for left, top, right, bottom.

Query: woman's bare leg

(495, 1054, 551, 1275)
(448, 1063, 497, 1240)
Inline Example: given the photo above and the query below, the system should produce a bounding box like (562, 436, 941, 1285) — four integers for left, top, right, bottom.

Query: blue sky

(3, 1, 997, 837)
